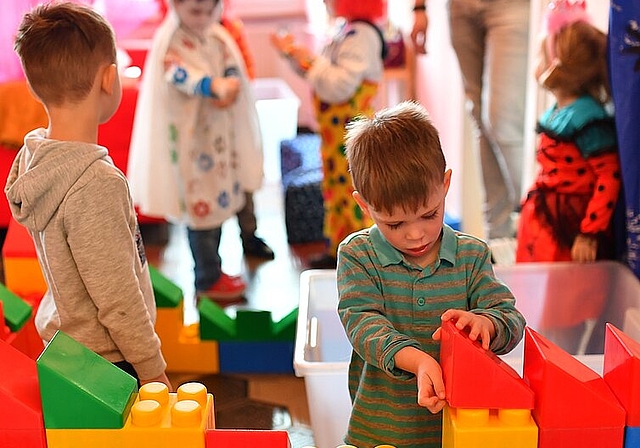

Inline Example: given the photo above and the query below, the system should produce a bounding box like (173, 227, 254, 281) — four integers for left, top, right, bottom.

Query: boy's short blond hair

(14, 2, 117, 107)
(345, 101, 446, 215)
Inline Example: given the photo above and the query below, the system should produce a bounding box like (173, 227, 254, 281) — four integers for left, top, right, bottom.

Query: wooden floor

(142, 181, 327, 447)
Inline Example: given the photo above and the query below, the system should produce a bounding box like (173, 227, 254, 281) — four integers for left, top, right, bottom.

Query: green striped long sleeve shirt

(337, 224, 526, 448)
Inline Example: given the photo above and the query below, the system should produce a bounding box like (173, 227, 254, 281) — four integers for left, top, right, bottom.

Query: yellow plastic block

(46, 382, 215, 448)
(3, 257, 46, 298)
(155, 305, 219, 373)
(442, 405, 538, 448)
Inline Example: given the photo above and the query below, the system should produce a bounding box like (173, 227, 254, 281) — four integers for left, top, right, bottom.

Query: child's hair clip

(544, 0, 591, 36)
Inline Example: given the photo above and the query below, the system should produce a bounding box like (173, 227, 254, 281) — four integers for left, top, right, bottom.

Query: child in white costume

(128, 0, 263, 299)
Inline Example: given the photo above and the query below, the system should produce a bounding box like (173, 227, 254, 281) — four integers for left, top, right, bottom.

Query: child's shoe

(242, 235, 275, 260)
(197, 273, 246, 300)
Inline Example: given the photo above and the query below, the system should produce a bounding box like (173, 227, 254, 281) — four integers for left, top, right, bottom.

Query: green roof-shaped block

(198, 299, 298, 342)
(0, 282, 32, 332)
(36, 330, 137, 429)
(198, 299, 236, 340)
(273, 307, 298, 340)
(149, 265, 182, 308)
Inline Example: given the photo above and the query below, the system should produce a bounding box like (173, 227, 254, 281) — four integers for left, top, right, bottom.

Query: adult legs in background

(236, 191, 274, 259)
(188, 226, 245, 299)
(448, 0, 530, 240)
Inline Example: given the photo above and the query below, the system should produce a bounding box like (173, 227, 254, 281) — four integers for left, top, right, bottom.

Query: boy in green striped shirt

(337, 101, 526, 447)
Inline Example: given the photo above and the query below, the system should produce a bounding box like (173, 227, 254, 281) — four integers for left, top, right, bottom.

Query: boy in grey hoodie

(5, 2, 171, 390)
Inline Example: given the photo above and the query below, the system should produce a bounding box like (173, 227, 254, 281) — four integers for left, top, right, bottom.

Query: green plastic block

(198, 299, 236, 341)
(148, 265, 182, 308)
(36, 331, 137, 429)
(236, 310, 273, 341)
(273, 307, 298, 341)
(0, 283, 32, 332)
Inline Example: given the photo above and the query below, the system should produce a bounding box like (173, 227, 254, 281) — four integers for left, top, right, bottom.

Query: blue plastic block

(445, 212, 461, 231)
(218, 341, 294, 374)
(625, 426, 640, 448)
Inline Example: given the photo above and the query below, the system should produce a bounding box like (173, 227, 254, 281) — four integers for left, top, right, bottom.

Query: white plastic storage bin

(252, 78, 300, 184)
(295, 270, 351, 448)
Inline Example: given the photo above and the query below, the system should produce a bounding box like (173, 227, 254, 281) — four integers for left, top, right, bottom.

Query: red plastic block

(2, 218, 37, 258)
(0, 302, 10, 341)
(603, 322, 640, 426)
(205, 429, 292, 447)
(523, 327, 625, 448)
(439, 320, 534, 409)
(0, 339, 47, 448)
(9, 314, 44, 360)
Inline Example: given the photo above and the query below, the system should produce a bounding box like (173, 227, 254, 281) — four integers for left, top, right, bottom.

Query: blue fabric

(609, 1, 640, 278)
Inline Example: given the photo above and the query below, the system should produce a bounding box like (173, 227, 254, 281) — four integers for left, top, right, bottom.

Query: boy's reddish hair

(335, 0, 386, 22)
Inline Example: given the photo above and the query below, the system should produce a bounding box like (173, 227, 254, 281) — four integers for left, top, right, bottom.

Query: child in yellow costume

(271, 0, 387, 268)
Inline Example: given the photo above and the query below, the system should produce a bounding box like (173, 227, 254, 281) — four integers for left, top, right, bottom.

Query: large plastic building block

(272, 307, 298, 340)
(2, 218, 47, 297)
(0, 282, 32, 332)
(198, 298, 235, 340)
(439, 320, 534, 409)
(236, 309, 274, 340)
(199, 299, 298, 342)
(205, 429, 292, 447)
(603, 322, 640, 426)
(6, 311, 44, 360)
(0, 302, 10, 341)
(46, 382, 214, 448)
(0, 339, 47, 448)
(155, 304, 219, 374)
(523, 327, 626, 448)
(218, 341, 294, 373)
(442, 405, 537, 448)
(37, 330, 138, 429)
(149, 265, 182, 308)
(625, 426, 640, 448)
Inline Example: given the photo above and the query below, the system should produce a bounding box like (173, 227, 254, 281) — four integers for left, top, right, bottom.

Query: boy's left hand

(432, 309, 496, 350)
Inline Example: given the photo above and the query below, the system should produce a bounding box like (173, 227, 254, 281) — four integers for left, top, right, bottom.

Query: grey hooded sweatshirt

(5, 128, 166, 380)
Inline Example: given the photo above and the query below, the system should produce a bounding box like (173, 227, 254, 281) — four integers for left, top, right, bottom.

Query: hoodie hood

(5, 128, 111, 232)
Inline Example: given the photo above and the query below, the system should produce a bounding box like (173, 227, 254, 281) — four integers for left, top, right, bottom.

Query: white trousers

(448, 0, 531, 239)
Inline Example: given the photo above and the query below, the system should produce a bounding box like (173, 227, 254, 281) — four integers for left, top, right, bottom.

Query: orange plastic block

(2, 219, 46, 297)
(46, 382, 215, 448)
(205, 429, 292, 447)
(442, 405, 537, 448)
(523, 327, 625, 448)
(155, 304, 219, 373)
(603, 322, 640, 426)
(439, 320, 534, 409)
(0, 339, 47, 448)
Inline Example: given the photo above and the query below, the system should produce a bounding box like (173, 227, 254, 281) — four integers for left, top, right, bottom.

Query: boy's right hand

(414, 353, 447, 414)
(394, 346, 446, 413)
(140, 372, 174, 392)
(211, 77, 241, 108)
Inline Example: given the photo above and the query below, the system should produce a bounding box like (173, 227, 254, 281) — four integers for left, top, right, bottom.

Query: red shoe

(197, 273, 246, 300)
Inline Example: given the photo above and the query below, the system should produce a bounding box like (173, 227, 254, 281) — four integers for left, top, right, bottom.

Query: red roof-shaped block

(523, 327, 625, 444)
(439, 320, 534, 409)
(603, 322, 640, 426)
(0, 339, 46, 447)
